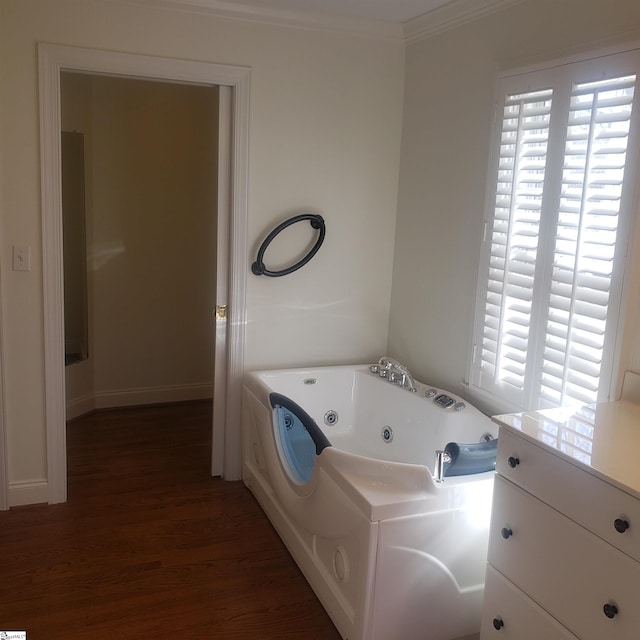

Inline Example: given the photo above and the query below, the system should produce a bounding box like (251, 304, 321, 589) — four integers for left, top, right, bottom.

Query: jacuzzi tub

(242, 364, 497, 640)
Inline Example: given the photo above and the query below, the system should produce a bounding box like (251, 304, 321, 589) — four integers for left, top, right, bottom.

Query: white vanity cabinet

(480, 400, 640, 640)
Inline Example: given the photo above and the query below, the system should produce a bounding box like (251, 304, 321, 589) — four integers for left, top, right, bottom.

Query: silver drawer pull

(603, 603, 618, 619)
(507, 456, 520, 468)
(614, 518, 630, 533)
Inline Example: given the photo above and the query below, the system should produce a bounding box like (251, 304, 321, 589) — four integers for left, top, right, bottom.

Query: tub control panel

(431, 393, 466, 411)
(434, 394, 455, 409)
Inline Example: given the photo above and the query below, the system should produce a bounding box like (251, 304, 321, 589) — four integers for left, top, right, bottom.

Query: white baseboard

(66, 393, 96, 421)
(66, 382, 213, 420)
(9, 479, 49, 507)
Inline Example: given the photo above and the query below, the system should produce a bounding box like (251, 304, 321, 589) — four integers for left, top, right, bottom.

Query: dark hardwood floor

(0, 401, 342, 639)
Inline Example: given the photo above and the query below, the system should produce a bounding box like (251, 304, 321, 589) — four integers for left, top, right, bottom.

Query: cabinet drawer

(497, 428, 640, 562)
(489, 475, 640, 640)
(481, 566, 579, 640)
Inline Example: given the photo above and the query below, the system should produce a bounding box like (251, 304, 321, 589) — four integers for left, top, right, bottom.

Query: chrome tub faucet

(370, 357, 417, 392)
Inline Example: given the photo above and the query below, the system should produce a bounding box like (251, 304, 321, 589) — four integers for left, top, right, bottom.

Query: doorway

(39, 44, 250, 504)
(60, 73, 218, 421)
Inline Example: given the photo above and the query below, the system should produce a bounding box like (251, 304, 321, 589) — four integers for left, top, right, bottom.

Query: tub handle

(252, 213, 326, 277)
(433, 450, 452, 483)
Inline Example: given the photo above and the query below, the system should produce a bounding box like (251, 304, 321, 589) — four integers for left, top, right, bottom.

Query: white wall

(389, 0, 640, 413)
(90, 76, 217, 399)
(0, 0, 404, 503)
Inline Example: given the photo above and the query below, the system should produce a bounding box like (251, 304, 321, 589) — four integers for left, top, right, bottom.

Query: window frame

(469, 47, 640, 413)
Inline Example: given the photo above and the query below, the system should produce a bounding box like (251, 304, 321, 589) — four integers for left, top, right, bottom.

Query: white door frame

(212, 85, 232, 477)
(0, 291, 6, 510)
(38, 43, 250, 503)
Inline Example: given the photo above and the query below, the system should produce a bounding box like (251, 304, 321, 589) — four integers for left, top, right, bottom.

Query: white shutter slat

(568, 345, 602, 369)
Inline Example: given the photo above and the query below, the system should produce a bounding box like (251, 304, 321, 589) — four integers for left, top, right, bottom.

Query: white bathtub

(242, 364, 497, 640)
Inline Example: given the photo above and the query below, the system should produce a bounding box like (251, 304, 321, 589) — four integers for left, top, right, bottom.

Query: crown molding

(403, 0, 527, 44)
(107, 0, 525, 43)
(115, 0, 405, 41)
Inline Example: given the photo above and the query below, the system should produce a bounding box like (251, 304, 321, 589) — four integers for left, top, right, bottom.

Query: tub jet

(324, 410, 338, 426)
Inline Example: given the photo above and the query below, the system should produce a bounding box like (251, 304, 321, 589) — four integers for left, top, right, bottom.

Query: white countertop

(493, 399, 640, 500)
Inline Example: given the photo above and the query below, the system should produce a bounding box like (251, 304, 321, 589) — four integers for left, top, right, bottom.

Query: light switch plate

(13, 245, 31, 271)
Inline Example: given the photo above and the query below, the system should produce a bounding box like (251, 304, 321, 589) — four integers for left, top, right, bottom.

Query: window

(471, 50, 640, 411)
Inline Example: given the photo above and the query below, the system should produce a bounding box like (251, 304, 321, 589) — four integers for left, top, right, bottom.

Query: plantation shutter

(478, 88, 553, 407)
(471, 51, 640, 411)
(540, 75, 636, 407)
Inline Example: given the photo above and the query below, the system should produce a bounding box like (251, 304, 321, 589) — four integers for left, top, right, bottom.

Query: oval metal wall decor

(251, 213, 325, 277)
